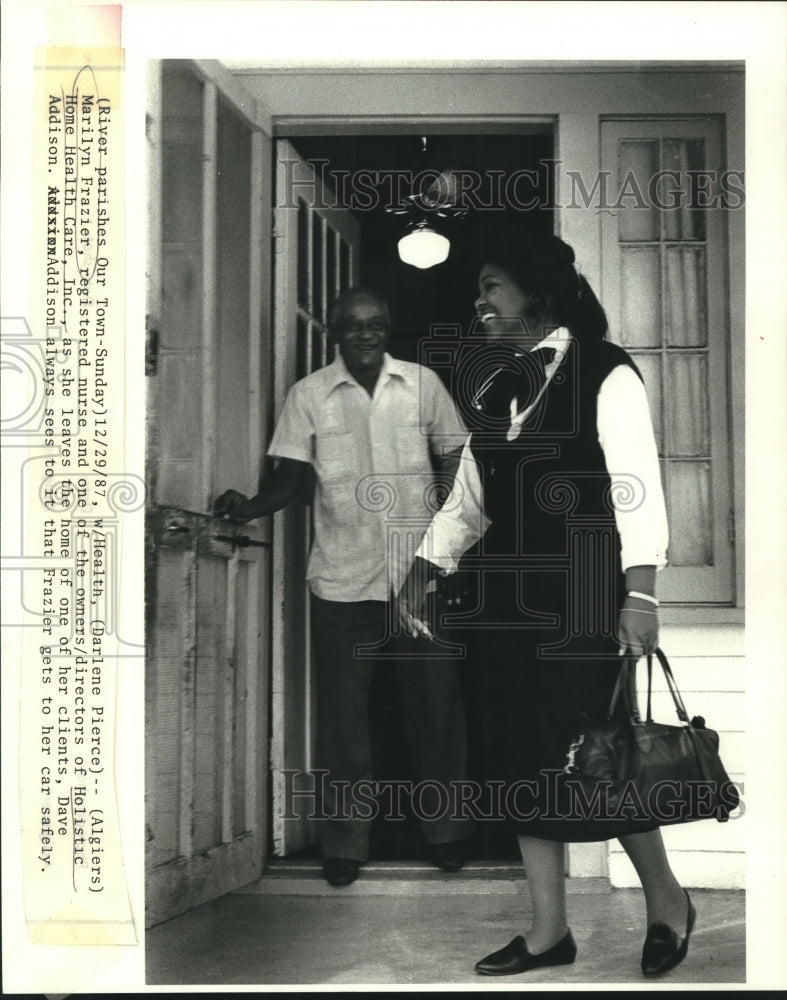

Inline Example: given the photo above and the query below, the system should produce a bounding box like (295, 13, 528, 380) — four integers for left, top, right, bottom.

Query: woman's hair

(478, 225, 608, 341)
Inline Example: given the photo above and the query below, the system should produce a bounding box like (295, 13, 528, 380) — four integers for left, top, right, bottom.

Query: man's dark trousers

(310, 594, 474, 861)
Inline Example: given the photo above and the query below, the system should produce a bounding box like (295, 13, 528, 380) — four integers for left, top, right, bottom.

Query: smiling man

(214, 286, 474, 885)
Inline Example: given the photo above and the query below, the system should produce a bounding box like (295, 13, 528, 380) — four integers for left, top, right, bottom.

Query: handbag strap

(646, 647, 691, 724)
(606, 655, 643, 724)
(626, 658, 643, 724)
(611, 648, 689, 725)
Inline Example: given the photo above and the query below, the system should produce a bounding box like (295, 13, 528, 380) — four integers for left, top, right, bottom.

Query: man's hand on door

(213, 459, 310, 521)
(213, 489, 257, 522)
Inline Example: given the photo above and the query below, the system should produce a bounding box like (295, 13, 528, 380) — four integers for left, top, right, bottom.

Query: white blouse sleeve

(597, 364, 669, 571)
(415, 436, 490, 574)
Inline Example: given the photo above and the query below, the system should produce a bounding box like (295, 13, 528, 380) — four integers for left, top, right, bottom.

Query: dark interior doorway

(290, 132, 555, 362)
(286, 130, 555, 862)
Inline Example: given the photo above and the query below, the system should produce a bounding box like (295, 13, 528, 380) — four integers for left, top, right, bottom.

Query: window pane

(340, 237, 351, 290)
(662, 138, 707, 242)
(297, 315, 309, 382)
(631, 353, 663, 454)
(312, 325, 325, 372)
(297, 200, 309, 309)
(665, 246, 707, 346)
(667, 461, 712, 566)
(620, 247, 661, 347)
(312, 213, 324, 322)
(617, 141, 659, 242)
(601, 117, 732, 602)
(326, 229, 338, 321)
(665, 353, 709, 456)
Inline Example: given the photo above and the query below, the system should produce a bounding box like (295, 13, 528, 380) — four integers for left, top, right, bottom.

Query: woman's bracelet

(623, 607, 657, 616)
(627, 590, 659, 606)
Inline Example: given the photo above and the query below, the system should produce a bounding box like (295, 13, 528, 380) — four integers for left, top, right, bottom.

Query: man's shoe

(430, 837, 471, 873)
(641, 889, 696, 976)
(475, 930, 577, 976)
(322, 857, 360, 887)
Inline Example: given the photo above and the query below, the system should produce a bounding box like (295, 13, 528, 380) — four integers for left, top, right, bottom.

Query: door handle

(214, 534, 270, 549)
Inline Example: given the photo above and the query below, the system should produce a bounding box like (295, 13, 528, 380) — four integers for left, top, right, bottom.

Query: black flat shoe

(475, 930, 577, 976)
(641, 889, 697, 976)
(322, 857, 360, 887)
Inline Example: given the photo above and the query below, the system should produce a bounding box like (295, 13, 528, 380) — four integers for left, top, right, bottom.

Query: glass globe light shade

(397, 224, 450, 269)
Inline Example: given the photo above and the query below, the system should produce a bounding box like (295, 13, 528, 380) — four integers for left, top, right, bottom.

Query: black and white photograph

(2, 1, 786, 994)
(143, 50, 750, 988)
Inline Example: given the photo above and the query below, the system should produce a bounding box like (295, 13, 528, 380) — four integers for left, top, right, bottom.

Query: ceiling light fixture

(390, 136, 467, 270)
(397, 219, 451, 270)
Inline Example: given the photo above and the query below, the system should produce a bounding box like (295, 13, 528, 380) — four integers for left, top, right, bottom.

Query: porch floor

(145, 861, 745, 987)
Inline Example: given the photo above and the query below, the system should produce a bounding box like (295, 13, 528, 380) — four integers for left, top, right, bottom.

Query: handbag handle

(647, 647, 691, 724)
(608, 647, 690, 725)
(606, 655, 643, 724)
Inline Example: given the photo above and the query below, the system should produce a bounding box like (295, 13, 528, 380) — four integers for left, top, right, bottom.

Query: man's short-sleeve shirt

(268, 353, 467, 602)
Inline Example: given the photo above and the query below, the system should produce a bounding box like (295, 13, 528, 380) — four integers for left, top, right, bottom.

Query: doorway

(276, 129, 556, 863)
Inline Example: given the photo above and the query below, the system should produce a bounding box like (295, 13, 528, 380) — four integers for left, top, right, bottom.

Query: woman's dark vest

(468, 338, 642, 617)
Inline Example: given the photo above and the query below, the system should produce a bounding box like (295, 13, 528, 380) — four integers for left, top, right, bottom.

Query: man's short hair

(329, 286, 391, 334)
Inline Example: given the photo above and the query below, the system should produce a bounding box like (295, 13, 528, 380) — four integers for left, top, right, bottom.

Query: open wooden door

(144, 61, 273, 927)
(270, 140, 360, 855)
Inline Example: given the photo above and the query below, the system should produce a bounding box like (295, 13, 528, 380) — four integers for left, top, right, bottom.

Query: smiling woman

(475, 229, 609, 345)
(396, 229, 702, 977)
(475, 264, 532, 339)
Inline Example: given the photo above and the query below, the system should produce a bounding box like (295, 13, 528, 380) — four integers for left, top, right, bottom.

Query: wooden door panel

(147, 548, 189, 868)
(216, 97, 254, 492)
(145, 59, 271, 927)
(157, 65, 205, 513)
(146, 507, 269, 926)
(193, 553, 229, 853)
(230, 559, 252, 836)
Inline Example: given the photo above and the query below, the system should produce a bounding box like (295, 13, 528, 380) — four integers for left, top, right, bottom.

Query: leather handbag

(559, 648, 740, 837)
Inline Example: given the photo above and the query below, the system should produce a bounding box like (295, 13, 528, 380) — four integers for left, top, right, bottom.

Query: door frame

(270, 141, 361, 855)
(261, 115, 608, 875)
